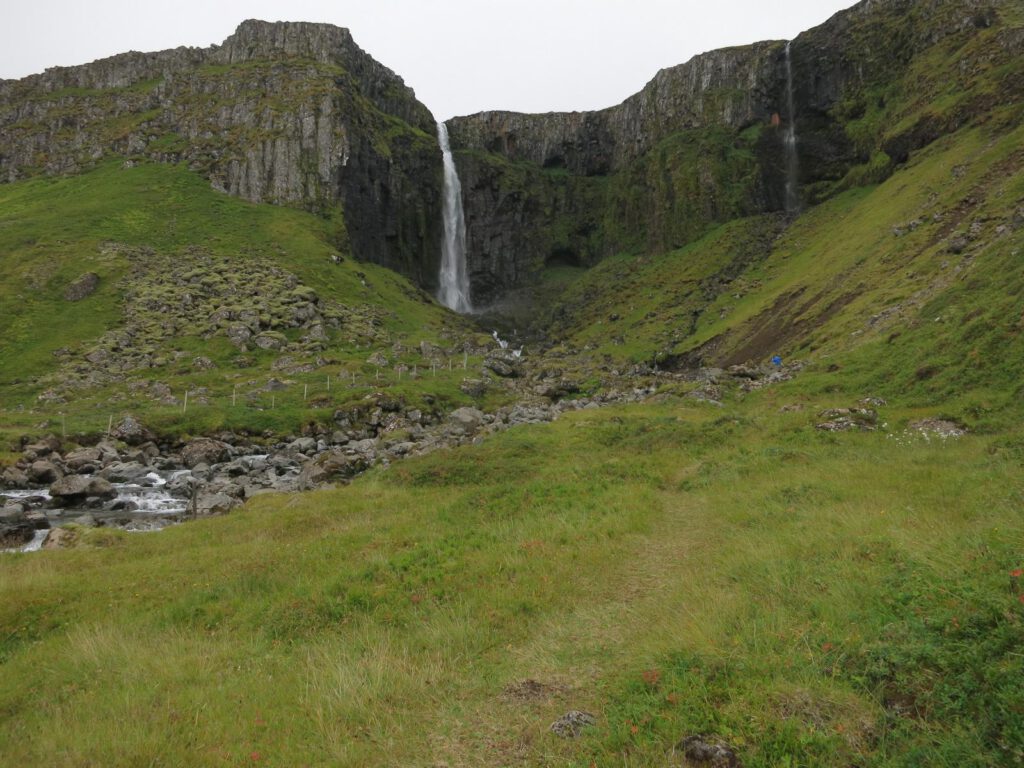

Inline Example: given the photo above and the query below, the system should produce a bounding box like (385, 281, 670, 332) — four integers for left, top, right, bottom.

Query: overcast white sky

(1, 0, 856, 120)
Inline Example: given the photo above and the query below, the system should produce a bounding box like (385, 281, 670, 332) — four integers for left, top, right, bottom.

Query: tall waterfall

(783, 41, 801, 214)
(437, 121, 472, 313)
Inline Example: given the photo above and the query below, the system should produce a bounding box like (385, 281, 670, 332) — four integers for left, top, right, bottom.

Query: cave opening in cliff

(546, 248, 581, 269)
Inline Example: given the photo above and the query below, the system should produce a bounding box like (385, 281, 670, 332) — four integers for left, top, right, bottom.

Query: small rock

(64, 272, 100, 301)
(42, 527, 77, 549)
(550, 711, 596, 739)
(908, 418, 966, 438)
(676, 735, 742, 767)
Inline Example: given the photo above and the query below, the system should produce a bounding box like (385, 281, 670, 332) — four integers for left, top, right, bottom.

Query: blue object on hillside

(771, 355, 783, 366)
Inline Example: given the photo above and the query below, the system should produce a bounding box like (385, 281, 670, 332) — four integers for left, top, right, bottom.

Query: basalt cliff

(1, 0, 1021, 306)
(448, 0, 1022, 304)
(0, 20, 444, 286)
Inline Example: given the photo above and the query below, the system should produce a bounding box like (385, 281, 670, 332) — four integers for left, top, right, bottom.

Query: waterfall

(783, 41, 801, 214)
(437, 121, 472, 313)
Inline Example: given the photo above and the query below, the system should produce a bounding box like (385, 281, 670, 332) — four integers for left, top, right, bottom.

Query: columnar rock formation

(0, 20, 444, 286)
(1, 1, 1019, 305)
(446, 0, 1016, 305)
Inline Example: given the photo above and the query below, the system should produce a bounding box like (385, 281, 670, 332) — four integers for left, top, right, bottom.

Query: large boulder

(28, 460, 63, 484)
(42, 527, 77, 549)
(0, 516, 36, 549)
(64, 446, 104, 472)
(484, 353, 520, 378)
(64, 272, 100, 301)
(192, 491, 238, 517)
(448, 407, 485, 436)
(298, 450, 371, 490)
(99, 462, 150, 483)
(109, 416, 156, 446)
(181, 438, 231, 469)
(50, 475, 116, 502)
(22, 436, 61, 460)
(1, 466, 29, 489)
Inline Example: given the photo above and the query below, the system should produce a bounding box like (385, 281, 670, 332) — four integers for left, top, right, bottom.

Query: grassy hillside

(1, 394, 1022, 765)
(0, 161, 495, 444)
(539, 119, 1024, 415)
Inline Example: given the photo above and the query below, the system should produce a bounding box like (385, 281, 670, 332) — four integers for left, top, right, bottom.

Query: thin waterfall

(437, 121, 472, 313)
(783, 41, 801, 213)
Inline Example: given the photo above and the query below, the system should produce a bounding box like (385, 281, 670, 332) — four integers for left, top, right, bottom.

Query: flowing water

(784, 41, 801, 213)
(437, 121, 472, 313)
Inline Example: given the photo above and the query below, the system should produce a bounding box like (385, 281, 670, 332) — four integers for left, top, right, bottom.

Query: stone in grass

(676, 735, 742, 767)
(64, 272, 100, 301)
(549, 710, 596, 739)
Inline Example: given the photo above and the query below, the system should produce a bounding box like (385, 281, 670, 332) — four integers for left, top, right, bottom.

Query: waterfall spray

(783, 41, 801, 214)
(437, 121, 472, 313)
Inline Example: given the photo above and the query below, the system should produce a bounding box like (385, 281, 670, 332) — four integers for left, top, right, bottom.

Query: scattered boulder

(192, 491, 238, 516)
(550, 711, 596, 739)
(1, 466, 29, 489)
(227, 323, 253, 348)
(459, 378, 487, 397)
(298, 450, 371, 489)
(484, 355, 519, 378)
(816, 408, 878, 432)
(50, 475, 116, 501)
(0, 511, 36, 549)
(254, 332, 287, 351)
(28, 460, 63, 484)
(23, 436, 61, 459)
(449, 407, 485, 436)
(42, 527, 77, 549)
(181, 438, 231, 468)
(110, 415, 156, 445)
(288, 437, 318, 454)
(64, 272, 100, 301)
(676, 735, 742, 767)
(99, 461, 150, 483)
(859, 397, 888, 407)
(908, 418, 966, 438)
(64, 446, 104, 472)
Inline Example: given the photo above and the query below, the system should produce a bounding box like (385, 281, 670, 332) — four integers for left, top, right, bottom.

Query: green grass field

(2, 392, 1021, 766)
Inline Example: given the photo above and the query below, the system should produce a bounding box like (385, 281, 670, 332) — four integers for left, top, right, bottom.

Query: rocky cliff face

(0, 20, 444, 286)
(448, 0, 1018, 305)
